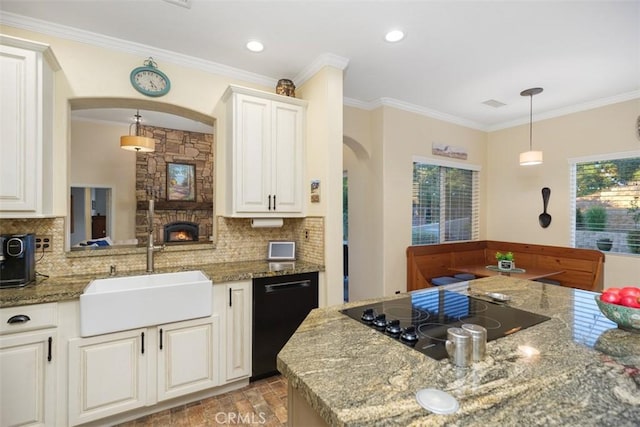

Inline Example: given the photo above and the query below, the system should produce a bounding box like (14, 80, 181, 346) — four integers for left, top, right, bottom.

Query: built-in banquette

(407, 241, 605, 292)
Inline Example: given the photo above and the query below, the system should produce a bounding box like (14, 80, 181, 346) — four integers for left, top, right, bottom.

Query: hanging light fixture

(519, 87, 543, 166)
(120, 110, 155, 152)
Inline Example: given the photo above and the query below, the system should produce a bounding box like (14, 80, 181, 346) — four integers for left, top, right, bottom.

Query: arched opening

(342, 135, 372, 302)
(68, 97, 215, 251)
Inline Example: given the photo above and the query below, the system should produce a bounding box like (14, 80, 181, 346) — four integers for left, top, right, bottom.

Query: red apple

(620, 287, 640, 298)
(600, 291, 621, 304)
(620, 295, 640, 308)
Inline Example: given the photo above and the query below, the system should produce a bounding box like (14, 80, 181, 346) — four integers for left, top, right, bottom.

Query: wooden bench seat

(407, 240, 604, 292)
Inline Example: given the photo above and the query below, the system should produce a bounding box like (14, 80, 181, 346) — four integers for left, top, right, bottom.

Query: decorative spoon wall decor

(539, 187, 552, 228)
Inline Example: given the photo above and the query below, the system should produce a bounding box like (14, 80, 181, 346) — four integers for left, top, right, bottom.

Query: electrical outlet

(304, 229, 309, 240)
(35, 235, 53, 252)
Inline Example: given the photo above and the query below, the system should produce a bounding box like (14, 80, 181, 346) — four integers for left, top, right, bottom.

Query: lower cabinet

(0, 303, 57, 427)
(157, 317, 220, 401)
(68, 315, 219, 426)
(225, 281, 252, 382)
(0, 329, 56, 427)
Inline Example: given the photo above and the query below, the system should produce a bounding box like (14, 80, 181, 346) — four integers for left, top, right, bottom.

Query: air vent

(482, 99, 507, 108)
(162, 0, 191, 8)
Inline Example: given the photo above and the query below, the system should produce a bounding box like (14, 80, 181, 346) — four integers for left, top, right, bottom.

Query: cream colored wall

(297, 66, 345, 307)
(487, 100, 640, 287)
(344, 105, 488, 300)
(343, 106, 384, 301)
(70, 120, 136, 241)
(381, 107, 488, 296)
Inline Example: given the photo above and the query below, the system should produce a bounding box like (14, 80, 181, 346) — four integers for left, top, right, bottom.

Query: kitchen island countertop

(0, 260, 323, 308)
(277, 276, 640, 426)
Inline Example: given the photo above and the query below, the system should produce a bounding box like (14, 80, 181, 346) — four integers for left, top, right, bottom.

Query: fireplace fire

(164, 221, 199, 243)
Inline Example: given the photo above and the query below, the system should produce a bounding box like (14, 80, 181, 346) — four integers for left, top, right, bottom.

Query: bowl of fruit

(596, 286, 640, 333)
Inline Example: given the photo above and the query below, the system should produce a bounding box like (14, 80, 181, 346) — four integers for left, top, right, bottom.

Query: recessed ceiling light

(246, 40, 264, 53)
(385, 30, 405, 43)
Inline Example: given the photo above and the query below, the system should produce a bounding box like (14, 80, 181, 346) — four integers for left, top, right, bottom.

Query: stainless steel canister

(461, 323, 487, 362)
(445, 327, 472, 367)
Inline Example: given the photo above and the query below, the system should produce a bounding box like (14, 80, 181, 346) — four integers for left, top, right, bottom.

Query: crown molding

(487, 90, 640, 132)
(345, 90, 640, 133)
(4, 12, 637, 133)
(343, 97, 487, 131)
(0, 12, 276, 87)
(294, 53, 349, 87)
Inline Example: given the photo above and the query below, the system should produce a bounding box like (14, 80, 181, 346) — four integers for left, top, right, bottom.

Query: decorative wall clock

(130, 57, 171, 97)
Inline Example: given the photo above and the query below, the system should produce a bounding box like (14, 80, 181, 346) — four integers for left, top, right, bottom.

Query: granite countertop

(0, 260, 323, 308)
(277, 276, 640, 426)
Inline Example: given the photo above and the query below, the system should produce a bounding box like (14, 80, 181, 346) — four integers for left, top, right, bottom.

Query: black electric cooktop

(340, 289, 550, 360)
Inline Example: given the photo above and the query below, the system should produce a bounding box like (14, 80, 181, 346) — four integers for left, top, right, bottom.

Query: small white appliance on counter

(267, 241, 296, 271)
(267, 241, 295, 261)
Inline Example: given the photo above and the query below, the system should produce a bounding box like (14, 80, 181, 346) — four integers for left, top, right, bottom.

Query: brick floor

(116, 375, 287, 426)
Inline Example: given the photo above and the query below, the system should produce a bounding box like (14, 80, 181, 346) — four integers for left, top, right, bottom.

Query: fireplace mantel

(137, 201, 213, 211)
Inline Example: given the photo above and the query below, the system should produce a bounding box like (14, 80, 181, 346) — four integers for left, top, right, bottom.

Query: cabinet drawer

(0, 303, 58, 334)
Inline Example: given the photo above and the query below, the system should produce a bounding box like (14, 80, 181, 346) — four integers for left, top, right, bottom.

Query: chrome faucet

(146, 199, 164, 272)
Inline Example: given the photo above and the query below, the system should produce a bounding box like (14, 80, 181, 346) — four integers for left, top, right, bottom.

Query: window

(570, 154, 640, 255)
(412, 157, 479, 245)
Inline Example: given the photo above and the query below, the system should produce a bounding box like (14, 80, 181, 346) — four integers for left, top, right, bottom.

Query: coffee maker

(0, 234, 36, 288)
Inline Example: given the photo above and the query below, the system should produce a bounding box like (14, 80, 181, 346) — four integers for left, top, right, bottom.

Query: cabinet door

(0, 330, 56, 427)
(0, 44, 38, 212)
(226, 281, 251, 381)
(272, 101, 304, 213)
(233, 94, 271, 213)
(157, 315, 220, 401)
(68, 329, 147, 426)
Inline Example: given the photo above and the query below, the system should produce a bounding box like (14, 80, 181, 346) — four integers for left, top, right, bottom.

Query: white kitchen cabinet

(0, 35, 59, 217)
(68, 315, 219, 426)
(67, 328, 147, 426)
(223, 85, 307, 217)
(156, 315, 220, 401)
(225, 281, 252, 381)
(0, 304, 57, 427)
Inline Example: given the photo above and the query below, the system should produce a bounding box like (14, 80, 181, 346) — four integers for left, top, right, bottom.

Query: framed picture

(167, 163, 196, 201)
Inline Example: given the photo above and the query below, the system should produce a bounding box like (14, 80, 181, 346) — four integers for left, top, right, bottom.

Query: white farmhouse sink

(80, 270, 212, 337)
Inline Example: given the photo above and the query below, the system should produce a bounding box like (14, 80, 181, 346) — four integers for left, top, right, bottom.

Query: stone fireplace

(134, 125, 214, 245)
(164, 221, 199, 242)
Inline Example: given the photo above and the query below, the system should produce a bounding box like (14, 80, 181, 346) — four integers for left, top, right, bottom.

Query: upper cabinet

(223, 85, 307, 217)
(0, 35, 59, 218)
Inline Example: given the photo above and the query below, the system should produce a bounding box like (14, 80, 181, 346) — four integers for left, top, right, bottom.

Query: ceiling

(1, 0, 639, 131)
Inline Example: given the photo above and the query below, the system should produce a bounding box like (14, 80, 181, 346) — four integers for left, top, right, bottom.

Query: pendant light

(519, 87, 543, 166)
(120, 110, 155, 152)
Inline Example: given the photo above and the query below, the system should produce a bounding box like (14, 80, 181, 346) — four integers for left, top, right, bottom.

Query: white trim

(343, 97, 371, 110)
(344, 96, 487, 131)
(488, 91, 640, 132)
(346, 90, 640, 133)
(413, 155, 481, 171)
(4, 11, 637, 133)
(2, 12, 350, 92)
(294, 53, 349, 87)
(1, 12, 275, 87)
(379, 98, 486, 130)
(569, 163, 577, 247)
(568, 150, 640, 164)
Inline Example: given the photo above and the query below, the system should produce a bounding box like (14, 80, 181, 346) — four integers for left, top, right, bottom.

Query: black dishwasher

(252, 271, 318, 381)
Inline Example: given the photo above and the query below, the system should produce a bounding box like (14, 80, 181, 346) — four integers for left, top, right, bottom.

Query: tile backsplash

(0, 216, 324, 277)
